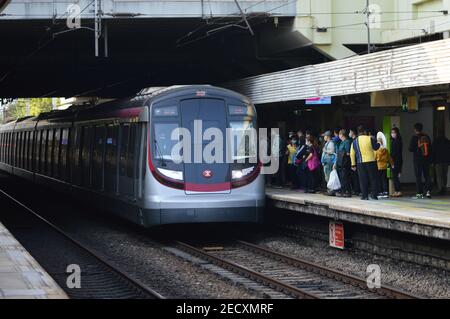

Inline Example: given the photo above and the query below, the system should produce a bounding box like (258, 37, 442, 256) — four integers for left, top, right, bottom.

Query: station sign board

(305, 96, 331, 105)
(329, 221, 344, 249)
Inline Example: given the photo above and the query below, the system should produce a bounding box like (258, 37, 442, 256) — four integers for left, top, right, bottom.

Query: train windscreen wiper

(154, 139, 167, 167)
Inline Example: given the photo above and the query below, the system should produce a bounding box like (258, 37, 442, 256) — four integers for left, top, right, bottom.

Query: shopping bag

(327, 169, 341, 191)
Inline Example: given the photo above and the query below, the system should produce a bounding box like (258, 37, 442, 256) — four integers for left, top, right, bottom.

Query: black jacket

(432, 137, 450, 164)
(390, 138, 403, 171)
(408, 133, 431, 162)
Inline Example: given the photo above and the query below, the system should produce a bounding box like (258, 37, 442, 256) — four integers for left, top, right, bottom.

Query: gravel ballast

(252, 234, 449, 298)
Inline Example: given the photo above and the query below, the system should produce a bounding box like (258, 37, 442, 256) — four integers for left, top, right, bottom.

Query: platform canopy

(224, 38, 450, 105)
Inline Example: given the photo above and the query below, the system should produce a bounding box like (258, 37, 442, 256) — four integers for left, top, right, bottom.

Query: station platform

(0, 221, 67, 299)
(266, 187, 450, 241)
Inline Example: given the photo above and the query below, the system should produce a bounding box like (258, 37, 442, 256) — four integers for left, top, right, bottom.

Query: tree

(1, 98, 60, 123)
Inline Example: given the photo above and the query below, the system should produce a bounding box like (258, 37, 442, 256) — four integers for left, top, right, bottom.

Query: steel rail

(237, 240, 420, 299)
(0, 188, 165, 299)
(175, 240, 320, 299)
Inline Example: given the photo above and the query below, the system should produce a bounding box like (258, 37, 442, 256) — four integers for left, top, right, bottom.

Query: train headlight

(232, 166, 255, 180)
(157, 168, 183, 181)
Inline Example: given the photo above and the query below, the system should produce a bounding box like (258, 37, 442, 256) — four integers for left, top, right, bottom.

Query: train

(0, 85, 265, 227)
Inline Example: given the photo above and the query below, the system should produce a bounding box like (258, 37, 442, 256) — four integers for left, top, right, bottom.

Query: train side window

(138, 123, 147, 199)
(41, 130, 48, 175)
(0, 133, 3, 163)
(2, 133, 5, 163)
(17, 132, 22, 168)
(22, 131, 27, 170)
(46, 129, 54, 176)
(132, 123, 142, 197)
(19, 131, 24, 169)
(81, 126, 93, 187)
(24, 131, 29, 169)
(4, 133, 7, 164)
(6, 132, 9, 164)
(92, 125, 105, 190)
(53, 129, 61, 178)
(14, 132, 18, 166)
(72, 127, 83, 186)
(27, 131, 32, 171)
(22, 131, 26, 169)
(25, 131, 30, 170)
(105, 124, 119, 193)
(35, 130, 41, 173)
(18, 132, 21, 167)
(21, 131, 26, 168)
(127, 123, 137, 180)
(0, 133, 2, 162)
(12, 132, 15, 166)
(1, 133, 4, 163)
(7, 133, 10, 165)
(8, 132, 11, 165)
(119, 124, 129, 177)
(60, 128, 70, 181)
(15, 132, 18, 167)
(119, 123, 134, 196)
(3, 133, 6, 163)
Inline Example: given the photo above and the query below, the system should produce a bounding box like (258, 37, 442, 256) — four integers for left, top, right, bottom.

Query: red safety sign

(329, 221, 344, 249)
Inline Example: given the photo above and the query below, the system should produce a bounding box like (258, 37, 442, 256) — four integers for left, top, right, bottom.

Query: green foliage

(2, 98, 60, 122)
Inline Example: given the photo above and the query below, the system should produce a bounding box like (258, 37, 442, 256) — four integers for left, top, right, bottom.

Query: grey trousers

(435, 163, 449, 192)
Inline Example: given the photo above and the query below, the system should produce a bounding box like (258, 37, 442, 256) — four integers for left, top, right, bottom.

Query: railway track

(0, 188, 164, 299)
(174, 240, 420, 299)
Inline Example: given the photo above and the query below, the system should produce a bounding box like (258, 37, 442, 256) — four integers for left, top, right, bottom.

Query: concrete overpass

(1, 0, 329, 98)
(1, 0, 296, 18)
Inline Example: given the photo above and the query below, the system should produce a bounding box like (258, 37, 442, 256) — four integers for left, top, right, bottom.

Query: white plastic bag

(327, 169, 341, 191)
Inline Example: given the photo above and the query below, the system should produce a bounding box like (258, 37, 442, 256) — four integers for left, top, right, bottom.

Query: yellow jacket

(375, 148, 393, 170)
(350, 135, 380, 166)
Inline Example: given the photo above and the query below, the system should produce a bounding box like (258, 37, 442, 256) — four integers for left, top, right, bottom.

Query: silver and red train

(0, 85, 264, 226)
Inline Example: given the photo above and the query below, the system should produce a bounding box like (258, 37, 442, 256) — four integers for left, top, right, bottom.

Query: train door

(119, 123, 136, 198)
(92, 125, 106, 190)
(105, 124, 119, 193)
(180, 98, 230, 194)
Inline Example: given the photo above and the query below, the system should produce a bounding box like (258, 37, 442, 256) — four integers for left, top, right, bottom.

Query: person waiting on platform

(286, 136, 298, 187)
(271, 133, 285, 189)
(304, 136, 320, 193)
(334, 129, 352, 197)
(321, 131, 336, 186)
(432, 130, 450, 195)
(408, 123, 432, 199)
(390, 127, 403, 197)
(296, 129, 305, 148)
(350, 125, 380, 200)
(349, 127, 361, 196)
(375, 136, 393, 199)
(332, 127, 341, 147)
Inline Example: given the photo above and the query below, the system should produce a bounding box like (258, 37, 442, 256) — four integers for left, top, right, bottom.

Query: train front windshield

(151, 97, 258, 192)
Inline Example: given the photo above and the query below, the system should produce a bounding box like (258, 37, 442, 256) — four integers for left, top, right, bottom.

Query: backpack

(294, 145, 305, 166)
(307, 148, 320, 171)
(417, 134, 431, 158)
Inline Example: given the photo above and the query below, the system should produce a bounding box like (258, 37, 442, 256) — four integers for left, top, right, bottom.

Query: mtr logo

(202, 169, 213, 178)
